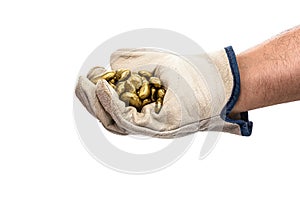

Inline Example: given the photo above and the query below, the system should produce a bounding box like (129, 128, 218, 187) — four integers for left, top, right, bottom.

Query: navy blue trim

(222, 46, 253, 136)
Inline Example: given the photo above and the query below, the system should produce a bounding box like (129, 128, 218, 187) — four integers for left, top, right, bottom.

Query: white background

(1, 0, 300, 199)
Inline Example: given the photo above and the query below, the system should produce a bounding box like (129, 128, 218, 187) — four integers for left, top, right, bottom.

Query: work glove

(75, 46, 253, 138)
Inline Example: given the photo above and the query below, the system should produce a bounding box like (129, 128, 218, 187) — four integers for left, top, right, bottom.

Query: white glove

(76, 47, 253, 138)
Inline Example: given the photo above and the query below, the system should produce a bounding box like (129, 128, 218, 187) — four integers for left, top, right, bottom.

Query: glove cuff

(222, 46, 253, 136)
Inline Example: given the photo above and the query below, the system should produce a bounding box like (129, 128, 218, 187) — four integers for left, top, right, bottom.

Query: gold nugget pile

(91, 69, 166, 113)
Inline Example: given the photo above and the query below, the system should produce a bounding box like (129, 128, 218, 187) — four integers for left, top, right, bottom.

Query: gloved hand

(75, 47, 253, 138)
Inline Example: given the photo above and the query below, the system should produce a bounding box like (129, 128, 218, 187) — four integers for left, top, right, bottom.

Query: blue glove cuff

(222, 46, 253, 136)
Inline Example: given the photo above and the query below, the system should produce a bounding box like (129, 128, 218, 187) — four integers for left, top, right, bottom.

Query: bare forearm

(232, 26, 300, 113)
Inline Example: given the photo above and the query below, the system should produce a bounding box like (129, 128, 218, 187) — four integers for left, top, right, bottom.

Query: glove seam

(222, 46, 253, 136)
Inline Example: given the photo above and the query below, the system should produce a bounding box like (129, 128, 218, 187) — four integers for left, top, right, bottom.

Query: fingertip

(87, 66, 106, 80)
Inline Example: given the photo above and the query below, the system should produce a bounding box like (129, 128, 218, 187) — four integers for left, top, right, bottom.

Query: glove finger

(86, 66, 109, 84)
(75, 76, 126, 135)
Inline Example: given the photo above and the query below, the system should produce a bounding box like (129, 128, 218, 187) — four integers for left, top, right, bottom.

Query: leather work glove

(75, 46, 253, 138)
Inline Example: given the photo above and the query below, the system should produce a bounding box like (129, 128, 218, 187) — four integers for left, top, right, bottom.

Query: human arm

(232, 26, 300, 114)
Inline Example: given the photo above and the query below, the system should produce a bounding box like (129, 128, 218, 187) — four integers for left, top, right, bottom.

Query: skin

(231, 26, 300, 115)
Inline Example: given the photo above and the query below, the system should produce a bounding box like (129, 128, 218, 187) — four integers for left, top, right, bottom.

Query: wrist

(229, 61, 249, 114)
